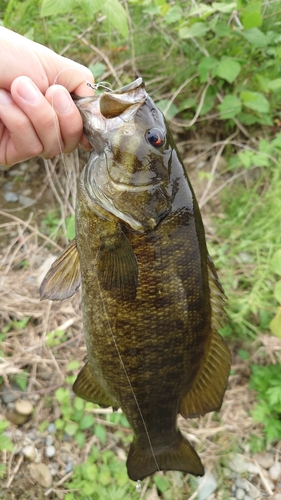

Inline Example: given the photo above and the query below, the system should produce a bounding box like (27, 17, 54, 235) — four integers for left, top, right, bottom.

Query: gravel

(4, 191, 19, 203)
(45, 445, 56, 458)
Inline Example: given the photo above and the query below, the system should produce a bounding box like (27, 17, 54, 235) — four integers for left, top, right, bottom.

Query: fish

(40, 77, 231, 481)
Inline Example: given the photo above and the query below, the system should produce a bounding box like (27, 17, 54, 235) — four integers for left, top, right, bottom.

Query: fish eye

(146, 128, 165, 148)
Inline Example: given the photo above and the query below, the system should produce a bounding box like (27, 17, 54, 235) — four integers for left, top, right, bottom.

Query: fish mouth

(107, 169, 161, 193)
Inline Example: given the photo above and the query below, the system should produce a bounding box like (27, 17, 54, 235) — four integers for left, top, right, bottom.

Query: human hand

(0, 27, 94, 166)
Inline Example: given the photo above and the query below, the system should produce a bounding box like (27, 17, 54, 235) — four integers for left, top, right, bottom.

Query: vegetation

(1, 0, 281, 498)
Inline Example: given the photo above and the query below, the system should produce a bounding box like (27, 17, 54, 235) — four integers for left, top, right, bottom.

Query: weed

(249, 363, 281, 442)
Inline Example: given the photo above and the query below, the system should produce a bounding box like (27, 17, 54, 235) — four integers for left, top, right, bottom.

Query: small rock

(246, 482, 261, 499)
(65, 461, 73, 474)
(29, 163, 40, 173)
(48, 423, 56, 434)
(197, 160, 206, 170)
(15, 399, 33, 416)
(1, 385, 19, 405)
(3, 190, 18, 202)
(45, 445, 56, 458)
(19, 162, 29, 171)
(6, 408, 28, 426)
(253, 452, 274, 469)
(236, 477, 249, 491)
(8, 169, 22, 177)
(22, 445, 37, 461)
(235, 488, 245, 500)
(18, 195, 34, 206)
(45, 435, 53, 446)
(3, 182, 13, 191)
(27, 431, 37, 441)
(269, 461, 281, 481)
(28, 462, 53, 488)
(244, 496, 253, 500)
(22, 188, 32, 196)
(197, 472, 217, 500)
(50, 467, 57, 476)
(3, 431, 13, 440)
(227, 454, 248, 474)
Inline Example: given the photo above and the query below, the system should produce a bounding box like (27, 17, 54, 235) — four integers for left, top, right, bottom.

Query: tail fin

(127, 431, 204, 481)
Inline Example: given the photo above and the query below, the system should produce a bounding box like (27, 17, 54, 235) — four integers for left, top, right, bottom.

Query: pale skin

(0, 27, 95, 167)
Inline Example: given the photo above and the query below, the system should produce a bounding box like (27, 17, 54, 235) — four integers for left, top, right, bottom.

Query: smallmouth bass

(40, 78, 231, 481)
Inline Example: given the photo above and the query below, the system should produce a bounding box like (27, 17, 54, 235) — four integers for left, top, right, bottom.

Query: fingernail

(53, 90, 72, 114)
(17, 78, 40, 102)
(0, 89, 13, 106)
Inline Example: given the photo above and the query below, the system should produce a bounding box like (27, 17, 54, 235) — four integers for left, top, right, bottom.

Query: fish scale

(40, 77, 231, 481)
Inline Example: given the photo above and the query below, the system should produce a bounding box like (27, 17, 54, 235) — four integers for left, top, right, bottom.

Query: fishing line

(50, 68, 93, 177)
(80, 216, 161, 476)
(50, 73, 160, 475)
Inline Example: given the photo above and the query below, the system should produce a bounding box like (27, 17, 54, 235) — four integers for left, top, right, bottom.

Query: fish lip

(107, 169, 161, 193)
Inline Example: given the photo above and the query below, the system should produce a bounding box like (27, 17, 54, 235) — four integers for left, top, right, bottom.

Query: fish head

(74, 78, 177, 232)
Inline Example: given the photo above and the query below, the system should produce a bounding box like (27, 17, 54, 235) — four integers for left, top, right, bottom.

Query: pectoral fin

(40, 239, 81, 301)
(97, 229, 138, 300)
(180, 330, 231, 418)
(73, 362, 117, 408)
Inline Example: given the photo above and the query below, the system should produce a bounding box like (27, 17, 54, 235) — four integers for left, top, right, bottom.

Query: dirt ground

(1, 140, 281, 499)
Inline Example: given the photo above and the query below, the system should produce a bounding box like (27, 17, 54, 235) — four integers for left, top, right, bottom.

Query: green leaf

(41, 0, 76, 16)
(0, 436, 13, 452)
(65, 421, 79, 436)
(154, 475, 169, 492)
(74, 397, 84, 411)
(75, 431, 85, 448)
(94, 424, 107, 444)
(238, 150, 253, 169)
(238, 349, 250, 361)
(67, 360, 80, 371)
(251, 152, 269, 167)
(80, 414, 95, 430)
(268, 79, 281, 91)
(242, 12, 262, 29)
(66, 216, 75, 240)
(156, 99, 179, 120)
(101, 0, 129, 38)
(241, 3, 262, 29)
(269, 307, 281, 338)
(218, 95, 242, 119)
(212, 21, 231, 37)
(212, 2, 236, 13)
(14, 372, 28, 391)
(198, 56, 218, 83)
(164, 5, 182, 24)
(240, 91, 270, 113)
(188, 5, 213, 17)
(88, 63, 106, 79)
(274, 281, 281, 304)
(179, 22, 209, 39)
(241, 28, 267, 48)
(215, 58, 241, 84)
(199, 87, 216, 116)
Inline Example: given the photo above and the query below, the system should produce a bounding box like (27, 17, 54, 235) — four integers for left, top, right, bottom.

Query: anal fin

(40, 239, 81, 301)
(180, 330, 231, 418)
(73, 362, 117, 408)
